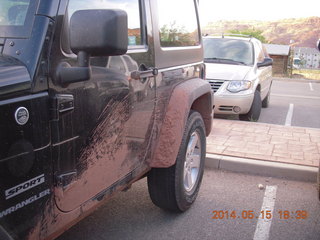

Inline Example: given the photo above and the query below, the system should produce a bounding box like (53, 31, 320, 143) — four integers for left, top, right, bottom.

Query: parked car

(0, 0, 213, 239)
(293, 57, 301, 69)
(203, 35, 273, 121)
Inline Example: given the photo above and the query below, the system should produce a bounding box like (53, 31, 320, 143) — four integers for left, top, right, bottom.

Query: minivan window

(67, 0, 143, 47)
(157, 0, 200, 47)
(255, 43, 265, 63)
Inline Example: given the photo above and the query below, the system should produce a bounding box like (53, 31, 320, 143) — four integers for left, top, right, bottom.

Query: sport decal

(0, 189, 50, 219)
(5, 174, 45, 200)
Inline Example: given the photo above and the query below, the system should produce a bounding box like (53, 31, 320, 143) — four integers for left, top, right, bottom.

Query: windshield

(293, 58, 300, 65)
(0, 0, 37, 38)
(203, 38, 254, 66)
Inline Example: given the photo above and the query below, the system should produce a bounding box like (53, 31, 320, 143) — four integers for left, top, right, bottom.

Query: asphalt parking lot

(58, 170, 320, 240)
(259, 78, 320, 128)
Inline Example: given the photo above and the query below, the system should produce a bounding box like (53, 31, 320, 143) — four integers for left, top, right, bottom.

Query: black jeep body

(0, 1, 213, 239)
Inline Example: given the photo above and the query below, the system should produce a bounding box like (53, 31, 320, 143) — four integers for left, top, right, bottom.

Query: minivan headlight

(227, 80, 251, 93)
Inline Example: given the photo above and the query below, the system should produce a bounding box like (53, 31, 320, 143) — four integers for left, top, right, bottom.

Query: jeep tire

(147, 111, 206, 212)
(239, 90, 262, 121)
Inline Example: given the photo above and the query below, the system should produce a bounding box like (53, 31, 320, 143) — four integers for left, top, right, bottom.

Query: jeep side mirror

(70, 9, 128, 57)
(58, 9, 128, 85)
(257, 57, 273, 68)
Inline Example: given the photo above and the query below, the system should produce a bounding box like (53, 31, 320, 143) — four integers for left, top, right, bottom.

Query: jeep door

(50, 0, 155, 211)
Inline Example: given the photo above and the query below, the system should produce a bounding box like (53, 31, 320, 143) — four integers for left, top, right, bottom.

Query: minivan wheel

(262, 89, 270, 108)
(239, 90, 262, 121)
(147, 111, 206, 212)
(318, 165, 320, 200)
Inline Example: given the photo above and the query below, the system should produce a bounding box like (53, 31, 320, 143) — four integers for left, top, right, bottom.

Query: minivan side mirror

(257, 57, 273, 68)
(58, 9, 128, 85)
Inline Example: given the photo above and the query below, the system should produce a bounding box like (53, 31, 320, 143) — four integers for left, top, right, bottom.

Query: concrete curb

(205, 153, 318, 182)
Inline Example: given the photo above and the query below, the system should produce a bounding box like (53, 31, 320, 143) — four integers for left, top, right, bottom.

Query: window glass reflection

(68, 0, 142, 45)
(157, 0, 199, 47)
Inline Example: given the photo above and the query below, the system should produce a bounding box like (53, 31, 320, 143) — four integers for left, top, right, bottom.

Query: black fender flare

(150, 78, 213, 168)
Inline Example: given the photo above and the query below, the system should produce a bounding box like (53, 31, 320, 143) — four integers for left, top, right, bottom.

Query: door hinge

(51, 94, 74, 119)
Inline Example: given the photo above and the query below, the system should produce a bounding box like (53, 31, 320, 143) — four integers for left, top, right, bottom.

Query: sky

(199, 0, 320, 25)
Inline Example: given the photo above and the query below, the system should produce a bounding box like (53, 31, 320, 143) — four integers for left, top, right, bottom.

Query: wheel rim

(183, 131, 201, 192)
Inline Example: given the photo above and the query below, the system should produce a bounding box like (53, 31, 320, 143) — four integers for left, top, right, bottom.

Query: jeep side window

(0, 0, 29, 26)
(157, 0, 200, 47)
(66, 0, 143, 50)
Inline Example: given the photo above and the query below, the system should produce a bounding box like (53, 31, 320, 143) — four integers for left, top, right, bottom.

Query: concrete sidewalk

(205, 119, 320, 182)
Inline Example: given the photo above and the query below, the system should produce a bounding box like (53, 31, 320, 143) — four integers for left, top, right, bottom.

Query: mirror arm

(56, 52, 91, 86)
(78, 51, 90, 67)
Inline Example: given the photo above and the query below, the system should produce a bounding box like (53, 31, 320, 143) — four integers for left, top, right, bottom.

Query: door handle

(130, 67, 158, 80)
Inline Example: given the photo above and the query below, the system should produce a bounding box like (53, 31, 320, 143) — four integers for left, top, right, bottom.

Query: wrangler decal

(0, 189, 50, 219)
(5, 174, 45, 200)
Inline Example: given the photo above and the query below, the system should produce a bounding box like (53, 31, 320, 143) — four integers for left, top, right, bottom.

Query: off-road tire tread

(147, 111, 206, 212)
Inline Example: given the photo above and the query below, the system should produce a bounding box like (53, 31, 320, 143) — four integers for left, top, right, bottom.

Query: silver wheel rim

(183, 131, 201, 192)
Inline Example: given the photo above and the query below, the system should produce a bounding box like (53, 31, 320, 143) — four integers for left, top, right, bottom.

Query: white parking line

(271, 94, 320, 100)
(253, 186, 277, 240)
(309, 82, 314, 91)
(285, 104, 294, 126)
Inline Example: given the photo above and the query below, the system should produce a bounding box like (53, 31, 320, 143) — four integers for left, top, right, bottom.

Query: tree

(160, 22, 195, 47)
(228, 29, 269, 43)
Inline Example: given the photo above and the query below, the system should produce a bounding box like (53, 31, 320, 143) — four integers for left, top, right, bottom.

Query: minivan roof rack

(221, 33, 252, 38)
(203, 33, 253, 39)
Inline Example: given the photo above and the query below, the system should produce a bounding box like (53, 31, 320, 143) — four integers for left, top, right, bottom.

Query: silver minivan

(204, 35, 273, 121)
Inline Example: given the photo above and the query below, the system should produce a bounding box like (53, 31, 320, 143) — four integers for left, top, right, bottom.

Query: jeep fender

(150, 78, 213, 168)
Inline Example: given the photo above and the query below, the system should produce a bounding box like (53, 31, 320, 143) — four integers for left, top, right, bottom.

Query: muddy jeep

(0, 0, 213, 239)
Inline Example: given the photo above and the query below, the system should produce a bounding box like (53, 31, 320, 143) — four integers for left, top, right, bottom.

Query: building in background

(264, 44, 291, 76)
(293, 47, 320, 69)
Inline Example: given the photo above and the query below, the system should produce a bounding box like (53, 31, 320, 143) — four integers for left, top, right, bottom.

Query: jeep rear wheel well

(149, 79, 213, 168)
(191, 92, 213, 137)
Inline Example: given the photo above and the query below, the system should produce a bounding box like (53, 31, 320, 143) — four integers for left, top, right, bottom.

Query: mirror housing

(58, 9, 128, 85)
(257, 57, 273, 68)
(70, 9, 128, 57)
(317, 39, 320, 51)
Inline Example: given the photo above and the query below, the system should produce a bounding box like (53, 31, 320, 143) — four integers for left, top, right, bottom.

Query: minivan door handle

(130, 67, 158, 80)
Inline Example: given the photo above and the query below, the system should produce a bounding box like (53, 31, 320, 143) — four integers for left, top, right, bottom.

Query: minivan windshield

(203, 38, 254, 66)
(0, 0, 37, 38)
